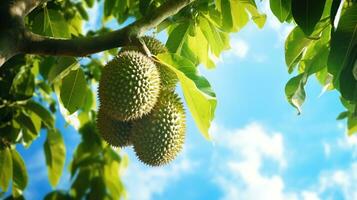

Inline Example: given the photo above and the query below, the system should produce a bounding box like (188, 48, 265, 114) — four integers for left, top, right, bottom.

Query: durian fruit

(132, 92, 186, 166)
(120, 36, 178, 91)
(96, 107, 132, 147)
(98, 51, 161, 121)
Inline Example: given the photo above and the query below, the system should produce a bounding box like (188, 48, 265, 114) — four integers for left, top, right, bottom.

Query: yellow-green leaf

(44, 129, 66, 187)
(157, 53, 217, 140)
(0, 148, 13, 191)
(11, 150, 28, 197)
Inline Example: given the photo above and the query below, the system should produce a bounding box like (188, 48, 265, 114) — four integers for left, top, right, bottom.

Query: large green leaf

(199, 16, 229, 57)
(44, 129, 66, 187)
(270, 0, 291, 22)
(221, 0, 234, 31)
(60, 68, 87, 114)
(186, 26, 215, 68)
(87, 177, 106, 200)
(285, 73, 307, 114)
(220, 0, 265, 31)
(11, 150, 28, 197)
(104, 148, 125, 199)
(15, 112, 39, 137)
(48, 57, 79, 83)
(285, 27, 312, 73)
(157, 53, 217, 139)
(104, 0, 116, 17)
(328, 4, 357, 90)
(0, 148, 12, 191)
(85, 0, 94, 7)
(166, 23, 190, 54)
(339, 48, 357, 102)
(291, 0, 327, 35)
(31, 8, 70, 38)
(70, 168, 91, 198)
(24, 100, 54, 128)
(75, 3, 89, 21)
(10, 66, 34, 100)
(347, 115, 357, 136)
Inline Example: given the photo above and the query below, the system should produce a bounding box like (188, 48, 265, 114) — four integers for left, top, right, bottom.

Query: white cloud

(230, 39, 249, 59)
(337, 134, 357, 158)
(322, 142, 331, 158)
(122, 150, 197, 200)
(301, 191, 320, 200)
(317, 162, 357, 199)
(211, 122, 293, 200)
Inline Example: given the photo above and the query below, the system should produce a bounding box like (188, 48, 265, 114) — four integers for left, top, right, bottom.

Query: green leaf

(348, 115, 357, 136)
(24, 100, 54, 128)
(270, 0, 291, 22)
(15, 112, 39, 136)
(328, 4, 357, 90)
(186, 26, 215, 68)
(199, 16, 229, 57)
(339, 54, 357, 102)
(245, 4, 267, 28)
(44, 129, 66, 187)
(330, 0, 341, 26)
(285, 73, 307, 114)
(166, 23, 190, 53)
(0, 148, 12, 191)
(230, 0, 249, 31)
(291, 0, 326, 35)
(82, 87, 95, 113)
(19, 112, 41, 148)
(337, 111, 349, 120)
(11, 150, 28, 197)
(87, 177, 106, 200)
(60, 68, 87, 114)
(48, 57, 79, 83)
(10, 66, 35, 100)
(85, 0, 94, 7)
(68, 14, 83, 36)
(157, 53, 217, 139)
(221, 0, 233, 31)
(75, 3, 89, 21)
(70, 169, 91, 198)
(303, 44, 330, 75)
(104, 0, 116, 17)
(44, 190, 70, 200)
(31, 8, 70, 38)
(285, 27, 312, 73)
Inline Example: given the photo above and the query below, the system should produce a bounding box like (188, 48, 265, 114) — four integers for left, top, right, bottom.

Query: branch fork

(0, 0, 194, 67)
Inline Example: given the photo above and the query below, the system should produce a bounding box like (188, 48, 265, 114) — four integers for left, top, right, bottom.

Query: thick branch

(19, 0, 193, 57)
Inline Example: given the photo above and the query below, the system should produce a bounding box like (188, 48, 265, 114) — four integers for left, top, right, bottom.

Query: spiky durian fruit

(98, 51, 161, 121)
(96, 107, 132, 147)
(132, 92, 186, 166)
(120, 36, 178, 91)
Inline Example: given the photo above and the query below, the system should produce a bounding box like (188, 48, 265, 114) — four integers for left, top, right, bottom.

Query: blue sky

(16, 1, 357, 200)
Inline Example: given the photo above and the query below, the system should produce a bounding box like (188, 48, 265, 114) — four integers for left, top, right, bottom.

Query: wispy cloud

(210, 122, 292, 200)
(316, 162, 357, 199)
(230, 39, 249, 59)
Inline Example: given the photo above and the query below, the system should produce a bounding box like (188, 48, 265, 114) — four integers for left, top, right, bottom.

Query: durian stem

(0, 0, 194, 67)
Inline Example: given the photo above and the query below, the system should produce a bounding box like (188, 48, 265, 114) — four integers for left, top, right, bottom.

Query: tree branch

(19, 0, 193, 57)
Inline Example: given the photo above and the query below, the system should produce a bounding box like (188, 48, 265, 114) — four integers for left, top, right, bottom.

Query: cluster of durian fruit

(97, 36, 186, 166)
